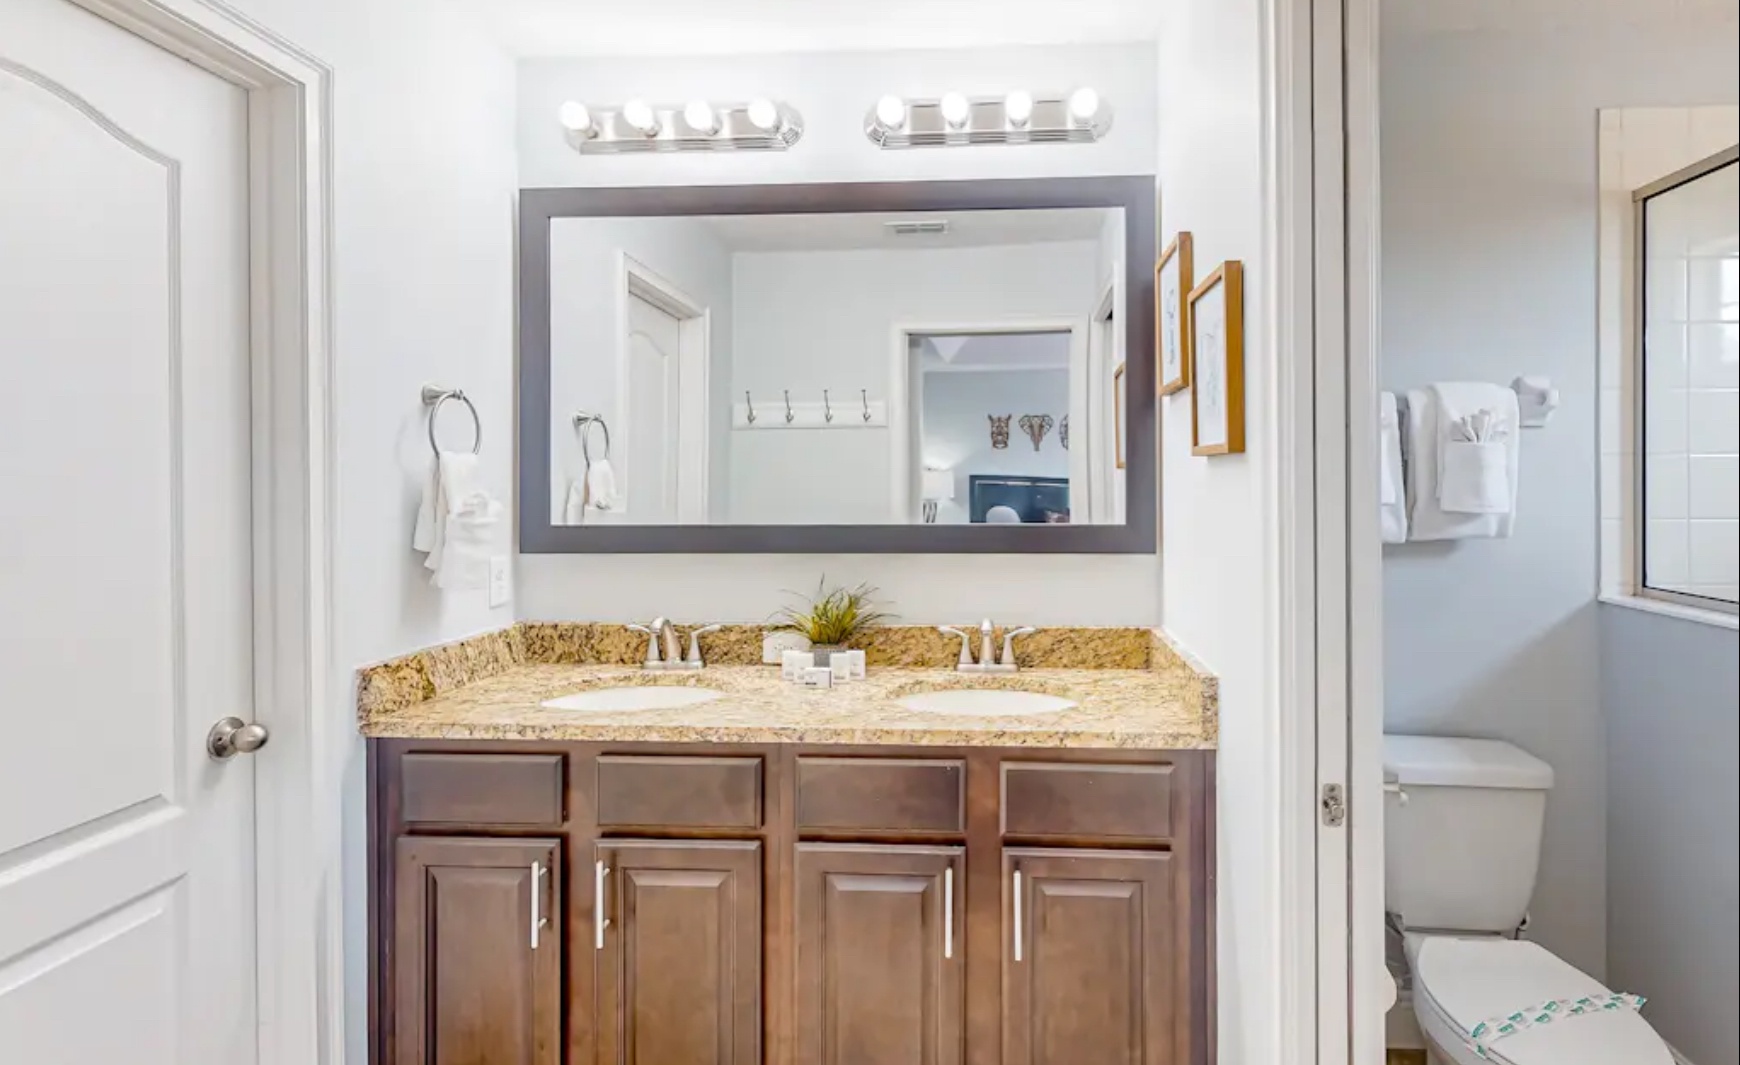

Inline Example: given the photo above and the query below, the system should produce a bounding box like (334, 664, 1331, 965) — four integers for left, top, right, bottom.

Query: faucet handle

(626, 623, 663, 668)
(937, 626, 974, 667)
(685, 624, 724, 666)
(999, 627, 1038, 667)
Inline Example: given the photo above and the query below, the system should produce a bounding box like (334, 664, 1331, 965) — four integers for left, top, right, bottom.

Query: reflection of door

(625, 292, 682, 521)
(1, 1, 260, 1061)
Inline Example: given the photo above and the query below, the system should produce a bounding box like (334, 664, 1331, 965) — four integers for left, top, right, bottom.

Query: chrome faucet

(682, 624, 723, 669)
(938, 620, 1038, 673)
(626, 617, 684, 669)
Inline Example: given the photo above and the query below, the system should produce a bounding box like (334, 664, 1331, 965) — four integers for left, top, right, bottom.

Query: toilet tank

(1384, 735, 1554, 934)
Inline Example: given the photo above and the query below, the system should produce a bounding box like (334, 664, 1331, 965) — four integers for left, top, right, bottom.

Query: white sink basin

(542, 686, 725, 713)
(896, 689, 1077, 717)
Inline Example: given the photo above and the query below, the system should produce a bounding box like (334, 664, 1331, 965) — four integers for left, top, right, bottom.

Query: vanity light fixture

(864, 88, 1111, 148)
(559, 98, 804, 154)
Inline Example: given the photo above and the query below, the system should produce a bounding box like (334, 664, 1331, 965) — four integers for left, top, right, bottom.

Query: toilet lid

(1414, 938, 1671, 1065)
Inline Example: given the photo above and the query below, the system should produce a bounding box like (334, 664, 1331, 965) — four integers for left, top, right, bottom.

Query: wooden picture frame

(1188, 261, 1246, 456)
(1114, 362, 1128, 469)
(1155, 232, 1194, 395)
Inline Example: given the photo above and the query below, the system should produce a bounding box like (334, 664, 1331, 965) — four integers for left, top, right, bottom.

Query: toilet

(1384, 735, 1674, 1065)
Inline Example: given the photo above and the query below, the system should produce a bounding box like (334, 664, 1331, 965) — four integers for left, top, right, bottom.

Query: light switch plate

(488, 556, 512, 607)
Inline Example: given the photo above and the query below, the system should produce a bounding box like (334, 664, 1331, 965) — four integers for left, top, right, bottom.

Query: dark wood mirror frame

(518, 176, 1157, 554)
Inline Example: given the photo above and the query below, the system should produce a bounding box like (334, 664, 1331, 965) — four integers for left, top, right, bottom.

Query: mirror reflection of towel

(586, 459, 620, 512)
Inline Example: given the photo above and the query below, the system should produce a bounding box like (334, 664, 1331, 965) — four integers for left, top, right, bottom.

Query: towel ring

(574, 412, 611, 466)
(421, 386, 481, 456)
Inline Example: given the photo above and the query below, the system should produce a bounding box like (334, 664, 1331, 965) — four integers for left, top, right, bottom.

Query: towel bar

(421, 385, 481, 456)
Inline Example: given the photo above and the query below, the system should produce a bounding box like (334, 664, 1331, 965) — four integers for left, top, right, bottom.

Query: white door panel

(0, 0, 256, 1061)
(625, 292, 682, 521)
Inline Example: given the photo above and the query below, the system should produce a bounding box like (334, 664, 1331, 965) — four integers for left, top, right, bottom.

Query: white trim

(64, 2, 338, 1064)
(888, 317, 1087, 522)
(1264, 0, 1324, 1060)
(1600, 593, 1740, 630)
(615, 252, 711, 523)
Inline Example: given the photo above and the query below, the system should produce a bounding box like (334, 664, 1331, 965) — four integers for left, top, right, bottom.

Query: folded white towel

(1404, 382, 1521, 541)
(1379, 392, 1408, 544)
(585, 458, 620, 512)
(422, 451, 480, 575)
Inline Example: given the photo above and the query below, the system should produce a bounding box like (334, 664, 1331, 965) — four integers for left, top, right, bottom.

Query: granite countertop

(359, 663, 1217, 749)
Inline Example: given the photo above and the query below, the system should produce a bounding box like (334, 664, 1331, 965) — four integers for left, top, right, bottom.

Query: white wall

(922, 369, 1072, 523)
(1154, 0, 1280, 1060)
(548, 216, 735, 521)
(208, 0, 516, 1058)
(518, 44, 1158, 188)
(516, 43, 1161, 624)
(1380, 11, 1740, 978)
(727, 241, 1098, 524)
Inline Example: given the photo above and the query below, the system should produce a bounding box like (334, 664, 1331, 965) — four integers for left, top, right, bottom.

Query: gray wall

(1603, 606, 1738, 1065)
(1379, 14, 1740, 978)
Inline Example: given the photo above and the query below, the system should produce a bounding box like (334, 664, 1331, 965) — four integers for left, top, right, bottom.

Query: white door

(624, 292, 682, 521)
(0, 1, 259, 1063)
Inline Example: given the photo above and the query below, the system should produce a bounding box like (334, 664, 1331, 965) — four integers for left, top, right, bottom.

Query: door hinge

(1320, 783, 1348, 828)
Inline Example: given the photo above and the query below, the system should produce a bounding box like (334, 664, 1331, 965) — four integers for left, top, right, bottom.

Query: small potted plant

(772, 577, 890, 667)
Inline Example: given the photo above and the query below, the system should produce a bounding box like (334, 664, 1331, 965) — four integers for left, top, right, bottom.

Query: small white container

(781, 649, 811, 681)
(830, 650, 866, 680)
(798, 666, 834, 689)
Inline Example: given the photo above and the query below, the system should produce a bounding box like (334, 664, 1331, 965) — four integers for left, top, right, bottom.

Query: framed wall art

(1155, 232, 1194, 395)
(1188, 261, 1246, 456)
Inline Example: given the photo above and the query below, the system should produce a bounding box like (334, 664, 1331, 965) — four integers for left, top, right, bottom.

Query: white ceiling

(463, 0, 1161, 58)
(701, 207, 1114, 252)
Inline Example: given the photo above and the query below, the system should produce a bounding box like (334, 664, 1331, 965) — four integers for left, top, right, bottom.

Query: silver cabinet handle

(944, 865, 955, 960)
(1012, 868, 1023, 963)
(530, 861, 548, 950)
(594, 860, 611, 950)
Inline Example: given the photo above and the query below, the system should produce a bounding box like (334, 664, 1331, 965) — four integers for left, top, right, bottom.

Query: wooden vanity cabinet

(369, 741, 1213, 1065)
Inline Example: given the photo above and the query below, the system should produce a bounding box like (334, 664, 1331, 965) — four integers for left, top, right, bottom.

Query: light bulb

(683, 100, 720, 135)
(874, 95, 907, 132)
(558, 101, 595, 135)
(1004, 90, 1034, 128)
(940, 92, 971, 129)
(621, 99, 660, 136)
(1068, 87, 1101, 123)
(746, 98, 781, 132)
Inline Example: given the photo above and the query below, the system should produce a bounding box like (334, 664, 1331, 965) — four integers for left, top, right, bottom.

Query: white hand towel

(1404, 383, 1521, 541)
(563, 479, 587, 524)
(1379, 392, 1409, 544)
(412, 458, 439, 553)
(421, 450, 479, 576)
(585, 458, 620, 512)
(433, 491, 501, 591)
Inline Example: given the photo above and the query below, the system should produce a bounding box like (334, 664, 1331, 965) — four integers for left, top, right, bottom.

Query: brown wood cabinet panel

(795, 757, 965, 835)
(400, 753, 565, 827)
(1002, 848, 1176, 1065)
(595, 839, 762, 1065)
(1000, 762, 1174, 843)
(795, 844, 965, 1065)
(393, 836, 562, 1065)
(597, 755, 763, 830)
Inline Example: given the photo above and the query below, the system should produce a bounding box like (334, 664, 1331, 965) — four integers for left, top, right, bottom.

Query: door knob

(207, 717, 270, 760)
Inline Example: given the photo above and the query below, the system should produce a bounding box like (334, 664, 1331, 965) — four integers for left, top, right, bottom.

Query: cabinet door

(595, 840, 762, 1065)
(1003, 848, 1176, 1065)
(795, 844, 965, 1065)
(394, 837, 562, 1065)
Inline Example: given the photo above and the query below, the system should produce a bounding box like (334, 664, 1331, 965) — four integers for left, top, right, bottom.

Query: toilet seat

(1408, 935, 1672, 1065)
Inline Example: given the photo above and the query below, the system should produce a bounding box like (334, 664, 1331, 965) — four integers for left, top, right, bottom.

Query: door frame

(616, 252, 711, 523)
(61, 2, 338, 1063)
(888, 317, 1088, 522)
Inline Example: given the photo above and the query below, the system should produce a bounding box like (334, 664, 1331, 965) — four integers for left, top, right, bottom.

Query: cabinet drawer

(796, 757, 965, 835)
(596, 755, 763, 829)
(1001, 761, 1174, 842)
(400, 753, 566, 827)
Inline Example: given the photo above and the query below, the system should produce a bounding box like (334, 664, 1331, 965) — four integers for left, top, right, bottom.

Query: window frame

(1632, 144, 1740, 617)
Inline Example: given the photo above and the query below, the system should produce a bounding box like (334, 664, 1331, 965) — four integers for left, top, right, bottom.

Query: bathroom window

(1636, 147, 1740, 613)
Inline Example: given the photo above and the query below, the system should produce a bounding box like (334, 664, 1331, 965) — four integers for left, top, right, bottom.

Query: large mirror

(519, 178, 1155, 553)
